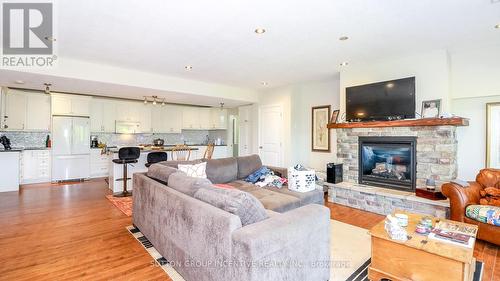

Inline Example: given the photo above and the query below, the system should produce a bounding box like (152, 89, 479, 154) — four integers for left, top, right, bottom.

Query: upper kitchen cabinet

(164, 105, 182, 133)
(152, 105, 182, 133)
(1, 89, 50, 131)
(182, 107, 199, 129)
(210, 108, 228, 129)
(90, 99, 116, 133)
(199, 108, 211, 130)
(25, 92, 51, 131)
(138, 104, 152, 133)
(51, 93, 91, 116)
(2, 89, 26, 130)
(182, 107, 223, 130)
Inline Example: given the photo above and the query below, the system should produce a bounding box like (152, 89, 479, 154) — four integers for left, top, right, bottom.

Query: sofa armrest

(441, 181, 482, 221)
(232, 204, 330, 260)
(231, 204, 330, 280)
(266, 165, 288, 178)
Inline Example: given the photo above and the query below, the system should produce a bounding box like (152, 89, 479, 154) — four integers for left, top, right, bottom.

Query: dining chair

(203, 143, 215, 159)
(172, 144, 191, 161)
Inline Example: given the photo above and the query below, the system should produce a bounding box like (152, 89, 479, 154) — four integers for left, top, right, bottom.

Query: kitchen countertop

(0, 147, 50, 152)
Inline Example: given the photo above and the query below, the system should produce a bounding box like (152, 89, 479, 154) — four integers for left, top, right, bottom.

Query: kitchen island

(107, 145, 228, 193)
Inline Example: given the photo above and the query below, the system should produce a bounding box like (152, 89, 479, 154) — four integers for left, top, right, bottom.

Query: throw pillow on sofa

(168, 171, 212, 197)
(178, 162, 208, 178)
(147, 164, 180, 184)
(194, 186, 268, 226)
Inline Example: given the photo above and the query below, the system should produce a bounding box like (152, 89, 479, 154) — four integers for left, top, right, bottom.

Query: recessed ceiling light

(340, 62, 349, 66)
(261, 81, 269, 86)
(495, 24, 500, 29)
(185, 65, 193, 71)
(254, 28, 266, 34)
(339, 36, 349, 41)
(14, 80, 25, 84)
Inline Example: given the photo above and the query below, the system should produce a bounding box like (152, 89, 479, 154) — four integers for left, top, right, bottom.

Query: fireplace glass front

(358, 137, 416, 191)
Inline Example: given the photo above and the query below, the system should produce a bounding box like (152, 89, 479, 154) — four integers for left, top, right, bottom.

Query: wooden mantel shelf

(327, 117, 469, 129)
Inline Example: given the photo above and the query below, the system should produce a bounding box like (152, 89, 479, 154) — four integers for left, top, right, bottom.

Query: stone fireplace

(358, 136, 417, 191)
(325, 119, 468, 218)
(337, 126, 458, 189)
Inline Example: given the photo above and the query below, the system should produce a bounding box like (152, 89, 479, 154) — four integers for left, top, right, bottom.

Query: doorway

(258, 104, 283, 166)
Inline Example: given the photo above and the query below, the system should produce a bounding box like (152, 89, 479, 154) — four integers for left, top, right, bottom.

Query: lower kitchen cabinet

(20, 149, 51, 184)
(90, 148, 109, 178)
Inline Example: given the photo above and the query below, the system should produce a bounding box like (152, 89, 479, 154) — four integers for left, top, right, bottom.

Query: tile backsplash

(0, 131, 50, 148)
(0, 129, 227, 148)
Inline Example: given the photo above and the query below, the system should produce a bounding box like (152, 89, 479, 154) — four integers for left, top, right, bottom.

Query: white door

(258, 105, 283, 167)
(72, 117, 90, 154)
(52, 117, 73, 155)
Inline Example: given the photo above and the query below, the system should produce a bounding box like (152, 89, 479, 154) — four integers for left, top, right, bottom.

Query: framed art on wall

(330, 109, 340, 124)
(312, 105, 331, 152)
(486, 102, 500, 168)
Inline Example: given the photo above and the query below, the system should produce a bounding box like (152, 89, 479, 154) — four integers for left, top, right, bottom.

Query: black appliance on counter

(0, 136, 12, 150)
(326, 163, 343, 184)
(91, 135, 99, 148)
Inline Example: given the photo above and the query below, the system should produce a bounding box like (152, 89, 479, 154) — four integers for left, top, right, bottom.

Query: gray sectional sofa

(133, 154, 330, 281)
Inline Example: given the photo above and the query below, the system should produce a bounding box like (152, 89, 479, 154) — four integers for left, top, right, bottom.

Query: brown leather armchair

(442, 168, 500, 245)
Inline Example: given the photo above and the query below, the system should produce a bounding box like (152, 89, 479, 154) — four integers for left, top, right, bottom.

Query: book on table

(428, 221, 477, 248)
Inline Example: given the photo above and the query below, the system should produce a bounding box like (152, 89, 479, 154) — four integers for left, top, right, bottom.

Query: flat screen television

(346, 77, 416, 122)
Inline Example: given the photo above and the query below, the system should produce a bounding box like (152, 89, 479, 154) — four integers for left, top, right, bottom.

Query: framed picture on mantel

(312, 105, 331, 152)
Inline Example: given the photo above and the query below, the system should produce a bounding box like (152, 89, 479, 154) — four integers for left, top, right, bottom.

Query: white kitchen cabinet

(182, 107, 199, 129)
(20, 149, 51, 184)
(51, 93, 90, 116)
(90, 99, 116, 133)
(0, 151, 20, 192)
(164, 105, 182, 133)
(90, 148, 109, 178)
(3, 90, 26, 130)
(151, 106, 164, 133)
(199, 108, 211, 129)
(138, 105, 152, 133)
(90, 100, 103, 132)
(1, 89, 50, 131)
(25, 93, 51, 131)
(210, 108, 228, 129)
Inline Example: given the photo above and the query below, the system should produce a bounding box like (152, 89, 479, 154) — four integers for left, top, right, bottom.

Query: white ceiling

(1, 0, 500, 101)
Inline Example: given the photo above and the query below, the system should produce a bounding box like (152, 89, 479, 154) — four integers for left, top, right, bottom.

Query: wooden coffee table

(368, 211, 478, 281)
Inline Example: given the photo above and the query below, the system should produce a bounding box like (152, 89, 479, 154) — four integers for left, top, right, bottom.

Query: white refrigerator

(52, 116, 90, 181)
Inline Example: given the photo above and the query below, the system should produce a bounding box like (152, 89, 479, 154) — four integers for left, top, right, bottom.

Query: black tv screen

(346, 77, 416, 121)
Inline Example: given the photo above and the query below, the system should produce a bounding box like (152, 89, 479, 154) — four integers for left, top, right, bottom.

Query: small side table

(368, 211, 477, 281)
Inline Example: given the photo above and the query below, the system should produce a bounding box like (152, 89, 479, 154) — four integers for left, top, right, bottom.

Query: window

(486, 103, 500, 168)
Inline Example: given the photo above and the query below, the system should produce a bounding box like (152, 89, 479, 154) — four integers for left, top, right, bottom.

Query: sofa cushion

(147, 164, 180, 184)
(465, 205, 500, 226)
(227, 180, 301, 213)
(206, 157, 238, 184)
(168, 172, 212, 197)
(265, 186, 324, 206)
(158, 159, 204, 169)
(237, 154, 263, 179)
(194, 186, 268, 226)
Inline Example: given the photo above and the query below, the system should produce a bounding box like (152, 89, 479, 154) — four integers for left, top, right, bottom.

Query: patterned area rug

(127, 220, 373, 281)
(106, 195, 132, 217)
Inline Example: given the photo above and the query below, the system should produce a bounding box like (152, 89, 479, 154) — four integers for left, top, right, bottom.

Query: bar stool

(145, 151, 168, 167)
(113, 147, 140, 197)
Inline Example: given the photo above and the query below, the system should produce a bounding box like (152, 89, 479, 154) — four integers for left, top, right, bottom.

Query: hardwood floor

(0, 180, 498, 280)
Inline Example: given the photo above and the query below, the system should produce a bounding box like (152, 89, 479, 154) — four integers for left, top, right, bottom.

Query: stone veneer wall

(336, 126, 458, 189)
